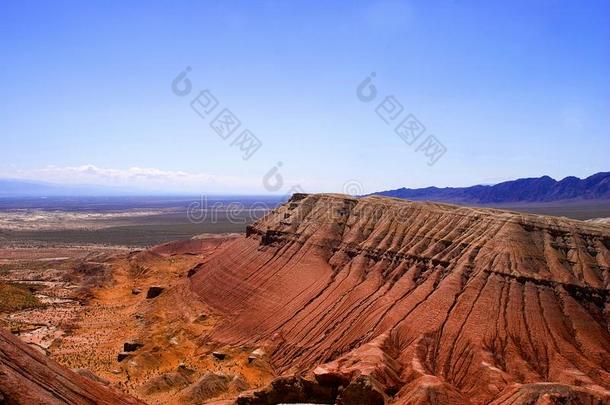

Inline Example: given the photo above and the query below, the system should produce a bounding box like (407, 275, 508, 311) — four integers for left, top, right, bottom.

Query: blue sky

(1, 0, 608, 195)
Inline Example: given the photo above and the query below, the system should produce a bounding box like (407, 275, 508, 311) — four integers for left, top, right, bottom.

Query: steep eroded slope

(191, 194, 610, 404)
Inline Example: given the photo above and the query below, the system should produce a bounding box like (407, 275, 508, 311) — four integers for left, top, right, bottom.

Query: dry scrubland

(0, 238, 274, 404)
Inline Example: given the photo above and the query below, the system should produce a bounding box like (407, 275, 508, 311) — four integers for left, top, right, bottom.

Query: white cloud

(1, 164, 265, 193)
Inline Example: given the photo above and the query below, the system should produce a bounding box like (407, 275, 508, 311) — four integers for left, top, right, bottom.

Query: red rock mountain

(190, 193, 610, 404)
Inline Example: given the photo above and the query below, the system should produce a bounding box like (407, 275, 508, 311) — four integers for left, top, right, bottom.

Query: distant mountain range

(372, 172, 610, 204)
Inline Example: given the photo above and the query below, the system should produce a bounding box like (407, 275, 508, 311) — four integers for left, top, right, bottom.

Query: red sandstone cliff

(190, 193, 610, 404)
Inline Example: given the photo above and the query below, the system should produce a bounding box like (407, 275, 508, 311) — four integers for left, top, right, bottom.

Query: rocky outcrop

(236, 375, 337, 405)
(191, 193, 610, 404)
(181, 372, 232, 403)
(141, 364, 196, 395)
(0, 327, 142, 404)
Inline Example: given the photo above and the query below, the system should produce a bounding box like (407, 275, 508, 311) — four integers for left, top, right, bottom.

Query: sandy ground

(0, 209, 176, 231)
(0, 239, 275, 404)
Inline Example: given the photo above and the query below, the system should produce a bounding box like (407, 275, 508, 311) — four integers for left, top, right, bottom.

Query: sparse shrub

(0, 282, 44, 312)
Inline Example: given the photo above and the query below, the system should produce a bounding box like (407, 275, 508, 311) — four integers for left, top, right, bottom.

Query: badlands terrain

(1, 193, 610, 404)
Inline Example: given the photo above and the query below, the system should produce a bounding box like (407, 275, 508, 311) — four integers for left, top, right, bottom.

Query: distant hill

(372, 172, 610, 203)
(0, 179, 70, 197)
(0, 179, 136, 197)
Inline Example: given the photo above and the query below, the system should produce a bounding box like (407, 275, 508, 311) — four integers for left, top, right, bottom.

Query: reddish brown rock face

(191, 194, 610, 404)
(0, 328, 143, 404)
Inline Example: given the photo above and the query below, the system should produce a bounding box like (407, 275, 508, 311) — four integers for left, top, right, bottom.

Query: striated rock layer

(0, 327, 143, 404)
(191, 193, 610, 404)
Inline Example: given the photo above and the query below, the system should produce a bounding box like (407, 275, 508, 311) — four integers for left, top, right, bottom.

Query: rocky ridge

(191, 193, 610, 404)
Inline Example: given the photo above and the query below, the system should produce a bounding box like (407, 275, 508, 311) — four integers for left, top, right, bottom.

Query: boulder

(123, 341, 143, 352)
(247, 348, 266, 364)
(117, 352, 130, 362)
(212, 351, 227, 360)
(145, 286, 164, 299)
